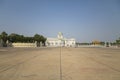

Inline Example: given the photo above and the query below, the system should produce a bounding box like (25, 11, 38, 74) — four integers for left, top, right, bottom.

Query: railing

(12, 43, 37, 47)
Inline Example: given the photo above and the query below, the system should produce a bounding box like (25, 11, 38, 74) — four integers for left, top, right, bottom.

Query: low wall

(12, 43, 37, 47)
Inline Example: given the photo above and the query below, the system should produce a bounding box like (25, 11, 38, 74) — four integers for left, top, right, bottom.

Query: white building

(46, 32, 76, 47)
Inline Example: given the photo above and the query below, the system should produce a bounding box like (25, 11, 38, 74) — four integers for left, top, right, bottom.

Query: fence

(12, 43, 37, 47)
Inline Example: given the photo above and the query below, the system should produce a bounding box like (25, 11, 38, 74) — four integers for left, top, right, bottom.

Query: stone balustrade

(12, 43, 37, 47)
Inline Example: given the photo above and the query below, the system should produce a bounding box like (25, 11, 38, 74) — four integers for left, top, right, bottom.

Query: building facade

(46, 32, 76, 47)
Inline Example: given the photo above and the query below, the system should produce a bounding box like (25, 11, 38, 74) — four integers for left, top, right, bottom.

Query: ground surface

(0, 47, 120, 80)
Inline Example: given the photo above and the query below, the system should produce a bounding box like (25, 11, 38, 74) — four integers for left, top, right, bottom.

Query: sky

(0, 0, 120, 42)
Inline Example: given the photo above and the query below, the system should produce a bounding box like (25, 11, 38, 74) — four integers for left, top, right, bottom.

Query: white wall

(46, 40, 62, 47)
(12, 43, 37, 47)
(65, 39, 76, 47)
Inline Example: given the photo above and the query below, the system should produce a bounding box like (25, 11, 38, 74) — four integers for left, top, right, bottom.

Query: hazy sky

(0, 0, 120, 42)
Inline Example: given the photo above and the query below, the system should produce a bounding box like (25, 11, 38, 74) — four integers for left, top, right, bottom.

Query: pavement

(0, 47, 120, 80)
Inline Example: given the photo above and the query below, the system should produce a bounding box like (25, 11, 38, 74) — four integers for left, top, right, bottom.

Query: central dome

(57, 32, 63, 39)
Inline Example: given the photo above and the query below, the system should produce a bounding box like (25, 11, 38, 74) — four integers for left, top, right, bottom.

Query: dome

(57, 32, 63, 39)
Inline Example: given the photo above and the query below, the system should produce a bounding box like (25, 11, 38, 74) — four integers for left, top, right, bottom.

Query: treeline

(0, 31, 46, 46)
(76, 38, 120, 47)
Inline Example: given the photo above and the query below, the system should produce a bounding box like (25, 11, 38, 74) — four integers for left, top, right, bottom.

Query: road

(0, 47, 120, 80)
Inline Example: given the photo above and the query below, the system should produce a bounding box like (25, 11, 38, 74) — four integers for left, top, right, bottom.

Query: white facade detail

(46, 32, 76, 47)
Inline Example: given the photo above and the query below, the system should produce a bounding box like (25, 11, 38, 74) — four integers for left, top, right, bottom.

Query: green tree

(8, 33, 19, 42)
(116, 37, 120, 47)
(0, 34, 1, 40)
(8, 33, 34, 43)
(40, 35, 46, 46)
(23, 37, 34, 43)
(0, 31, 8, 47)
(106, 42, 109, 47)
(34, 34, 46, 46)
(100, 42, 105, 46)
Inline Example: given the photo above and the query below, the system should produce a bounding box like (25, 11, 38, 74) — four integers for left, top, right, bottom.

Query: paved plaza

(0, 47, 120, 80)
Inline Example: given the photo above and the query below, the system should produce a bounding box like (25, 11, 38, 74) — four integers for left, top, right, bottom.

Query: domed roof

(57, 32, 63, 39)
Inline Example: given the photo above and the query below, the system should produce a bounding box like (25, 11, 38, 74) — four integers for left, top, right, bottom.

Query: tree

(40, 35, 46, 46)
(8, 33, 34, 43)
(116, 37, 120, 47)
(0, 31, 8, 47)
(8, 33, 20, 43)
(100, 42, 105, 46)
(34, 34, 46, 46)
(23, 37, 34, 43)
(0, 31, 46, 47)
(0, 34, 1, 40)
(106, 42, 109, 47)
